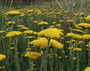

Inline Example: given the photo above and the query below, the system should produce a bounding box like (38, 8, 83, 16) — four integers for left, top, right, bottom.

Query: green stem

(9, 0, 13, 11)
(76, 52, 79, 71)
(29, 59, 33, 71)
(45, 38, 50, 71)
(88, 41, 90, 66)
(50, 48, 54, 71)
(10, 17, 14, 31)
(40, 50, 45, 71)
(14, 36, 20, 71)
(69, 38, 73, 60)
(27, 36, 30, 52)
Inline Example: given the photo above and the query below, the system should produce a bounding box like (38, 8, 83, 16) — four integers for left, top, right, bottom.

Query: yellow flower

(34, 32, 38, 35)
(26, 48, 31, 51)
(27, 9, 33, 13)
(68, 47, 73, 50)
(2, 66, 5, 68)
(6, 31, 22, 37)
(33, 21, 37, 23)
(24, 52, 41, 59)
(0, 54, 6, 61)
(73, 57, 76, 60)
(25, 36, 34, 39)
(33, 64, 36, 66)
(27, 69, 29, 71)
(86, 42, 90, 47)
(56, 24, 61, 27)
(29, 38, 48, 49)
(6, 32, 15, 38)
(11, 43, 14, 44)
(0, 31, 5, 34)
(73, 48, 81, 51)
(21, 27, 29, 30)
(58, 56, 62, 58)
(41, 51, 43, 54)
(76, 23, 90, 29)
(6, 21, 15, 26)
(10, 47, 15, 49)
(17, 52, 19, 54)
(38, 28, 63, 39)
(23, 30, 34, 35)
(50, 26, 55, 28)
(11, 31, 22, 36)
(66, 55, 69, 57)
(66, 20, 73, 23)
(81, 34, 90, 40)
(66, 33, 75, 37)
(59, 20, 64, 22)
(86, 15, 90, 21)
(19, 12, 24, 17)
(61, 37, 64, 39)
(72, 29, 83, 33)
(5, 10, 20, 16)
(0, 67, 2, 69)
(37, 21, 48, 25)
(50, 39, 63, 49)
(75, 25, 82, 29)
(84, 67, 90, 71)
(73, 34, 82, 39)
(17, 25, 25, 28)
(51, 22, 56, 24)
(34, 68, 37, 70)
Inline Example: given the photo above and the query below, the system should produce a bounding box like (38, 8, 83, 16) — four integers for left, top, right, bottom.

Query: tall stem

(14, 36, 20, 71)
(88, 41, 90, 66)
(45, 38, 50, 71)
(76, 52, 79, 71)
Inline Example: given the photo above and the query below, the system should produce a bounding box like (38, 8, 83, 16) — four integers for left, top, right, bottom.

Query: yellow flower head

(73, 48, 81, 51)
(84, 67, 90, 71)
(51, 22, 56, 24)
(0, 31, 5, 34)
(86, 15, 90, 21)
(81, 34, 90, 40)
(72, 29, 83, 33)
(10, 47, 15, 50)
(86, 42, 90, 47)
(33, 21, 37, 23)
(21, 27, 29, 30)
(27, 9, 33, 13)
(76, 23, 90, 29)
(66, 33, 75, 37)
(37, 22, 48, 25)
(5, 10, 20, 16)
(6, 21, 15, 26)
(29, 38, 48, 49)
(73, 34, 82, 39)
(38, 28, 63, 39)
(59, 20, 64, 23)
(17, 25, 25, 28)
(23, 30, 34, 35)
(50, 39, 63, 49)
(56, 24, 61, 27)
(6, 31, 22, 37)
(24, 52, 41, 59)
(19, 12, 24, 17)
(66, 20, 73, 23)
(0, 54, 6, 61)
(73, 57, 76, 60)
